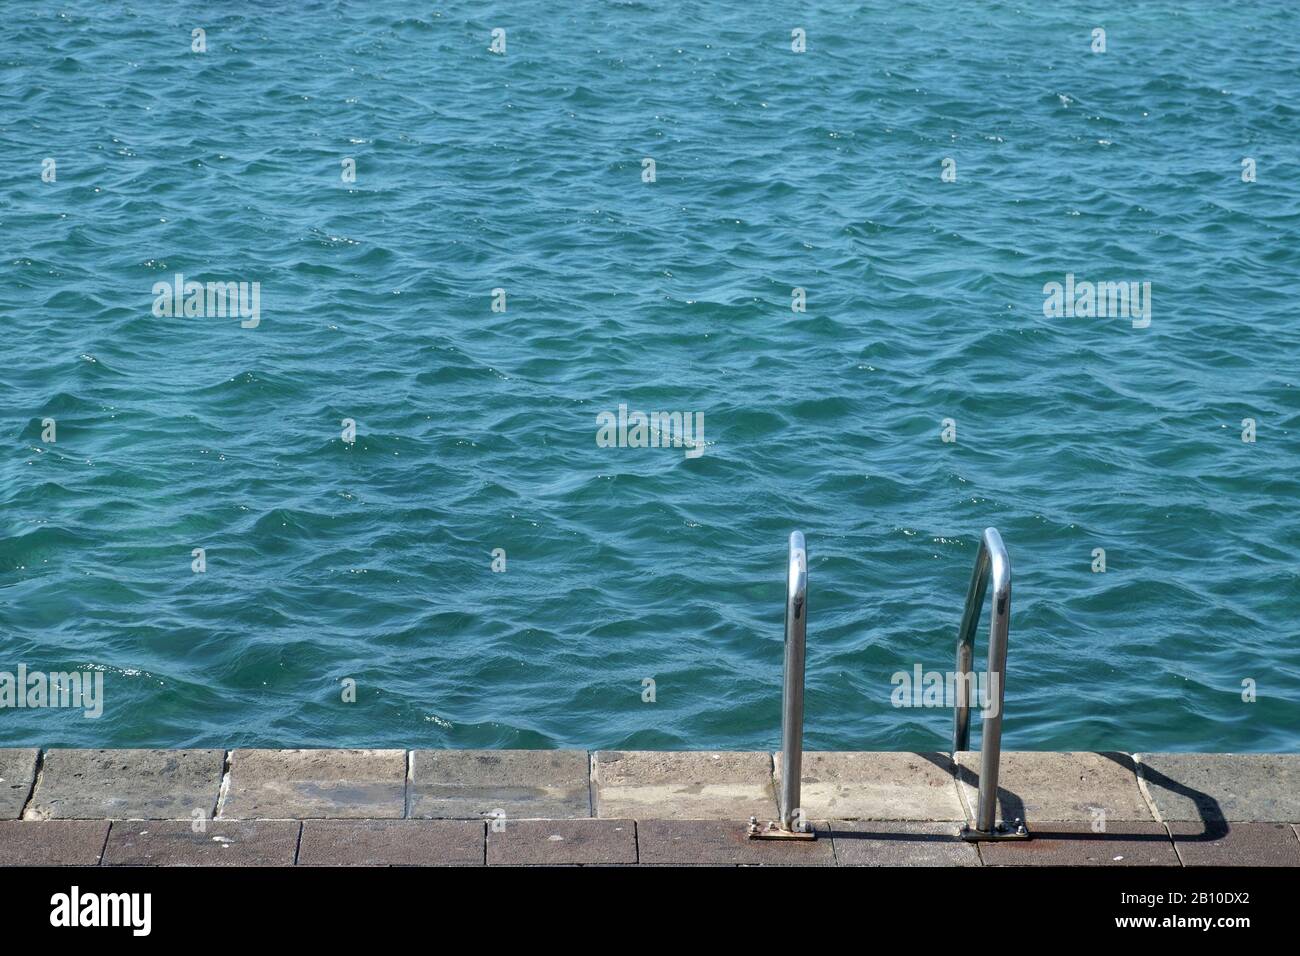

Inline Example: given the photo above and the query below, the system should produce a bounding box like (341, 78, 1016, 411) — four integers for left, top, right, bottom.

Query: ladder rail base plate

(747, 824, 818, 841)
(959, 822, 1031, 842)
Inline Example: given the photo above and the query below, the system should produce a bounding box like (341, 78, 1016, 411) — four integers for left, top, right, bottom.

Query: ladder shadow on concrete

(1099, 751, 1228, 843)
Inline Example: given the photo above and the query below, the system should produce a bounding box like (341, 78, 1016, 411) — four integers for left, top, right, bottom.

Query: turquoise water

(3, 2, 1299, 753)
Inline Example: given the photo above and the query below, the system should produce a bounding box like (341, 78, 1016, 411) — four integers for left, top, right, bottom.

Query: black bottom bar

(0, 864, 1281, 940)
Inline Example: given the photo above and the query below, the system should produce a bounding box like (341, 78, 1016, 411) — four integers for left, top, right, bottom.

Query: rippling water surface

(2, 2, 1299, 751)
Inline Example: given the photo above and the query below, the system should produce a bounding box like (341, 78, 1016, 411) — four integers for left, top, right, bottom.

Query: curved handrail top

(981, 527, 1011, 601)
(787, 531, 807, 605)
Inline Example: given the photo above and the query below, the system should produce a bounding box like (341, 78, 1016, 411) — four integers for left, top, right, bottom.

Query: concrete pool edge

(2, 749, 1298, 866)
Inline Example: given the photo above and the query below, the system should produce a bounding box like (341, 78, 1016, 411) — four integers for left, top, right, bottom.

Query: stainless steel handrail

(779, 530, 808, 832)
(951, 527, 1016, 837)
(747, 531, 814, 841)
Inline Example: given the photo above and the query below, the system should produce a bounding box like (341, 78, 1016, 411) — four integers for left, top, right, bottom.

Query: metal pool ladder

(953, 527, 1028, 841)
(748, 530, 815, 841)
(745, 527, 1026, 842)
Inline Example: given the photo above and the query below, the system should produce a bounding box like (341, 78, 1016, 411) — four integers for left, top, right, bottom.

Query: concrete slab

(221, 749, 405, 819)
(103, 820, 300, 866)
(592, 751, 775, 821)
(297, 820, 483, 866)
(776, 752, 963, 821)
(0, 749, 38, 819)
(636, 819, 835, 865)
(955, 751, 1152, 823)
(409, 749, 590, 820)
(487, 819, 636, 865)
(1135, 753, 1300, 823)
(0, 821, 109, 866)
(1168, 822, 1300, 867)
(977, 822, 1179, 866)
(829, 821, 981, 866)
(26, 749, 224, 820)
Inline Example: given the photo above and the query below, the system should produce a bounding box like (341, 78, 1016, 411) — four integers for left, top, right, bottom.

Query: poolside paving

(0, 749, 1294, 865)
(1166, 821, 1300, 867)
(976, 822, 1181, 867)
(776, 751, 964, 821)
(955, 751, 1153, 824)
(636, 819, 836, 866)
(1135, 753, 1300, 823)
(0, 820, 110, 866)
(410, 749, 589, 820)
(592, 751, 776, 821)
(103, 820, 299, 867)
(25, 749, 224, 820)
(487, 819, 636, 865)
(297, 820, 484, 866)
(0, 749, 38, 819)
(829, 821, 980, 866)
(221, 749, 405, 819)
